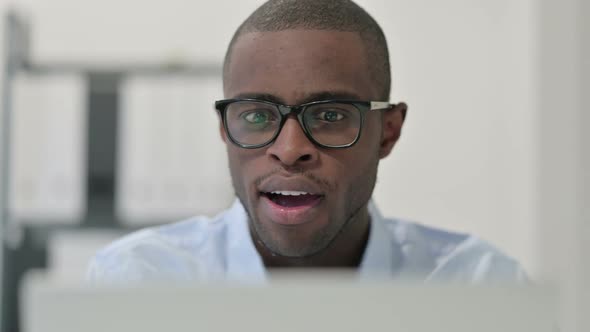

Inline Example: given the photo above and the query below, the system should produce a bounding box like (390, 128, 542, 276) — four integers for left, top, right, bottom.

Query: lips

(257, 178, 325, 226)
(263, 191, 323, 208)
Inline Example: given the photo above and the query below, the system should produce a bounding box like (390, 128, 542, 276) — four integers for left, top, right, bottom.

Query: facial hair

(231, 155, 379, 258)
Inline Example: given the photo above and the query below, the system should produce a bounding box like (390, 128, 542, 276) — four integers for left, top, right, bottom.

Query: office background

(0, 0, 586, 331)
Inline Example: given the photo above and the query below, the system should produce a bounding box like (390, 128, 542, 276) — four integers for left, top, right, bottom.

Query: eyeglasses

(215, 99, 395, 149)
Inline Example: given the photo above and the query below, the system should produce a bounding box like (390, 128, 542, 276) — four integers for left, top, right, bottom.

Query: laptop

(20, 272, 558, 332)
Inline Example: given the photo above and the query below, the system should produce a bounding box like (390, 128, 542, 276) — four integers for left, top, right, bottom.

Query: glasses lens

(303, 103, 361, 147)
(225, 101, 280, 146)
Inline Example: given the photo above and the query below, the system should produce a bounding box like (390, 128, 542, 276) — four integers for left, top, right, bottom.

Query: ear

(379, 102, 408, 159)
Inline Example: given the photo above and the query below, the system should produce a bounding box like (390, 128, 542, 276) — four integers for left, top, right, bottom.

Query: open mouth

(261, 191, 323, 208)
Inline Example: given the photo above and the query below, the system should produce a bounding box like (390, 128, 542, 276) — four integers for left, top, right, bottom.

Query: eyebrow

(232, 91, 364, 105)
(233, 93, 285, 104)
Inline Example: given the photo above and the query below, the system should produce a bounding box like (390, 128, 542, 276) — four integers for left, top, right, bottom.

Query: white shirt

(87, 200, 527, 283)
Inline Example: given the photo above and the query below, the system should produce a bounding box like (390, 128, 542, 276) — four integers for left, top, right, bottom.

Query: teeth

(270, 191, 310, 196)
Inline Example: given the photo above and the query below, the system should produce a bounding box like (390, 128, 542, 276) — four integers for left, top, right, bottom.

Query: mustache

(254, 167, 336, 192)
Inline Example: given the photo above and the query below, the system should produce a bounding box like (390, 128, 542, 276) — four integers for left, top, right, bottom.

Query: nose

(266, 116, 319, 167)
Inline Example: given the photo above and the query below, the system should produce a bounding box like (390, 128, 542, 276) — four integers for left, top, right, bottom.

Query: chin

(252, 213, 335, 258)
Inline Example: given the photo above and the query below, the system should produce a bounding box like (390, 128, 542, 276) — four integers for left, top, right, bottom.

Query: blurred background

(0, 0, 586, 331)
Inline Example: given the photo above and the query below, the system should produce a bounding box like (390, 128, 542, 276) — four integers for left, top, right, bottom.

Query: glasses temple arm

(370, 101, 393, 111)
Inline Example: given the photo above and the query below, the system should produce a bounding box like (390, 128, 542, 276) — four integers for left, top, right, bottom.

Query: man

(88, 0, 526, 283)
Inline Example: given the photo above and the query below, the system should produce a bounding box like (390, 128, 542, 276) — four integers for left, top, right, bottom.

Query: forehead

(224, 30, 377, 103)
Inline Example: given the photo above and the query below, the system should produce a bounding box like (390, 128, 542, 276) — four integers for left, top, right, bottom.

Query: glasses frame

(215, 98, 395, 149)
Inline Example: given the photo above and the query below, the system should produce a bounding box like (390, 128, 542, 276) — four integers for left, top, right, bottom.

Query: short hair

(223, 0, 391, 100)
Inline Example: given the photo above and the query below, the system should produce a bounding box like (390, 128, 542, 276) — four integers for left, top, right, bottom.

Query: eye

(316, 110, 345, 122)
(242, 110, 274, 124)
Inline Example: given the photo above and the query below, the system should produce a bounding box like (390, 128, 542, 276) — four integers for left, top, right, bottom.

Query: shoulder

(87, 212, 229, 283)
(382, 218, 527, 283)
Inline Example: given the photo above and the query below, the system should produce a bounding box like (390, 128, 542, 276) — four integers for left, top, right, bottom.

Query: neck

(253, 206, 371, 269)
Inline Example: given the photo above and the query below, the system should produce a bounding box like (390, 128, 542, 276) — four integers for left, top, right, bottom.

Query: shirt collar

(225, 199, 402, 281)
(358, 200, 403, 279)
(225, 200, 267, 283)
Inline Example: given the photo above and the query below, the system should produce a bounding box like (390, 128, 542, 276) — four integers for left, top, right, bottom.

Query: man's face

(223, 30, 400, 258)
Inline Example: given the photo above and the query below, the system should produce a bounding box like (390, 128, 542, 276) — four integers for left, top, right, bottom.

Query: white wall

(366, 0, 538, 278)
(9, 0, 539, 276)
(0, 1, 5, 209)
(537, 0, 588, 331)
(581, 2, 589, 329)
